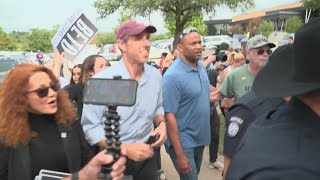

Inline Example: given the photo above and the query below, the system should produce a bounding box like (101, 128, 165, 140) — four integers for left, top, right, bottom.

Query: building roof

(204, 19, 232, 24)
(232, 2, 304, 22)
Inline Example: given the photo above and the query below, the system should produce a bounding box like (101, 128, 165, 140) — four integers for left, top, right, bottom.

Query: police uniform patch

(228, 116, 244, 137)
(228, 122, 239, 137)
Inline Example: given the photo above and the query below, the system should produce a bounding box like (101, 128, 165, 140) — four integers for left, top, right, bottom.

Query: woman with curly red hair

(0, 64, 94, 179)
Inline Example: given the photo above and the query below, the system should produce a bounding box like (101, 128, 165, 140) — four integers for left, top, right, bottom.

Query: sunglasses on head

(25, 81, 60, 98)
(180, 27, 199, 38)
(257, 49, 272, 55)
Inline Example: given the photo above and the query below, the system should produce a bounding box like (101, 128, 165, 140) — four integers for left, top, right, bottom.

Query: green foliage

(151, 32, 172, 41)
(95, 32, 117, 45)
(229, 24, 244, 34)
(164, 12, 207, 36)
(0, 29, 16, 51)
(0, 25, 59, 52)
(258, 20, 274, 37)
(113, 12, 132, 33)
(28, 28, 53, 53)
(302, 0, 320, 9)
(94, 0, 254, 46)
(0, 28, 12, 51)
(285, 16, 303, 33)
(9, 31, 30, 51)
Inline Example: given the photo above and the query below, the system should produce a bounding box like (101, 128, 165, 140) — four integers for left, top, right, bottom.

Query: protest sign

(51, 9, 98, 61)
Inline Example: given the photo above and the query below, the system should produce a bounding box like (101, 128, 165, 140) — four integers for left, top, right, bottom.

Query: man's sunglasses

(257, 49, 272, 55)
(180, 27, 199, 38)
(25, 81, 60, 98)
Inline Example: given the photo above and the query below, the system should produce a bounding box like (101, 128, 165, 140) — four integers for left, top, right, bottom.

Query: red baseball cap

(116, 19, 157, 39)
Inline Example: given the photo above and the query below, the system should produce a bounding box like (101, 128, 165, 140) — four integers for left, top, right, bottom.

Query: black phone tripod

(97, 105, 121, 179)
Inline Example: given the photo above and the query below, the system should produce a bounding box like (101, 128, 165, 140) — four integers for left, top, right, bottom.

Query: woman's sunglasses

(25, 81, 60, 98)
(257, 49, 272, 55)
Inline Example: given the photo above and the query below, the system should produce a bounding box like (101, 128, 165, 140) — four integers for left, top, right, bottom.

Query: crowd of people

(0, 16, 319, 180)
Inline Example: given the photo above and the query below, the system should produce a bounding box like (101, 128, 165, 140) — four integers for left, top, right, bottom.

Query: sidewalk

(161, 146, 224, 180)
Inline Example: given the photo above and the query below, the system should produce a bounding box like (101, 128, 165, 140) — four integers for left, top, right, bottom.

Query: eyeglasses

(180, 27, 199, 38)
(257, 49, 272, 55)
(25, 81, 60, 98)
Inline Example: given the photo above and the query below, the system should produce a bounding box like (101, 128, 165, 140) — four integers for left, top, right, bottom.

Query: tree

(258, 20, 273, 37)
(9, 31, 30, 51)
(302, 0, 320, 10)
(165, 12, 207, 36)
(28, 28, 53, 52)
(285, 16, 303, 33)
(247, 18, 262, 36)
(0, 28, 16, 51)
(95, 32, 117, 45)
(113, 12, 132, 33)
(229, 24, 244, 34)
(151, 32, 172, 41)
(94, 0, 254, 47)
(302, 0, 320, 20)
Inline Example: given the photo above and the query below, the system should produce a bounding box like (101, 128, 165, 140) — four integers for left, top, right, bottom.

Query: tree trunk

(173, 21, 183, 51)
(172, 7, 183, 52)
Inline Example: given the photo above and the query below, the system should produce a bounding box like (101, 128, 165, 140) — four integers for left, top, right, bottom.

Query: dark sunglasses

(180, 27, 199, 38)
(257, 49, 272, 55)
(25, 81, 60, 98)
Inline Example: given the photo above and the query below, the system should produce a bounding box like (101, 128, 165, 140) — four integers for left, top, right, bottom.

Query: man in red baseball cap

(81, 19, 167, 180)
(116, 19, 156, 39)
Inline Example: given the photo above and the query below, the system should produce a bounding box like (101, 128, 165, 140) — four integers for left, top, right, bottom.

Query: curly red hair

(0, 64, 76, 147)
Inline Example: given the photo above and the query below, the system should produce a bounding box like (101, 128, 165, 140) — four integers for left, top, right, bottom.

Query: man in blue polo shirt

(162, 27, 210, 180)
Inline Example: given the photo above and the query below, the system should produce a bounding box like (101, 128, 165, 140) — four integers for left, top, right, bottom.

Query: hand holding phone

(146, 134, 160, 145)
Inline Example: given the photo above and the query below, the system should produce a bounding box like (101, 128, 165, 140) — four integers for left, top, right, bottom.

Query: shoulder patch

(228, 116, 244, 137)
(228, 122, 239, 137)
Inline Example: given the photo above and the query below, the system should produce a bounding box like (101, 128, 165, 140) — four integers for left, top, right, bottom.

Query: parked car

(203, 35, 233, 47)
(0, 59, 18, 82)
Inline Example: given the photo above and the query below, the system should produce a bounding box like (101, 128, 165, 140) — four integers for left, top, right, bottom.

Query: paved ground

(161, 146, 224, 180)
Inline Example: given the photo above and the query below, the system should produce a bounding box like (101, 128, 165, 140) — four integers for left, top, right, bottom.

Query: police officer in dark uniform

(223, 44, 292, 176)
(226, 18, 320, 180)
(223, 91, 285, 175)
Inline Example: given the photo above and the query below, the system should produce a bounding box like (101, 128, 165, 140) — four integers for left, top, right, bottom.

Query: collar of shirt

(176, 56, 201, 72)
(96, 59, 151, 87)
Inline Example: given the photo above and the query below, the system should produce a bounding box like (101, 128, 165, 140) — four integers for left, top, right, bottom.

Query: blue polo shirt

(162, 56, 211, 148)
(81, 59, 164, 145)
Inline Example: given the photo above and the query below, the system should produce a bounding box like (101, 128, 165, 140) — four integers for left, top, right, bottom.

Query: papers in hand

(34, 169, 71, 180)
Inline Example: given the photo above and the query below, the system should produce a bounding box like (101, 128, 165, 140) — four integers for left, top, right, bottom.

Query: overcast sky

(0, 0, 300, 34)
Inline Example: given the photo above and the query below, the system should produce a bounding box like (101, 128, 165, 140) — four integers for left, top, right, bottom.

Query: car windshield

(0, 60, 17, 80)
